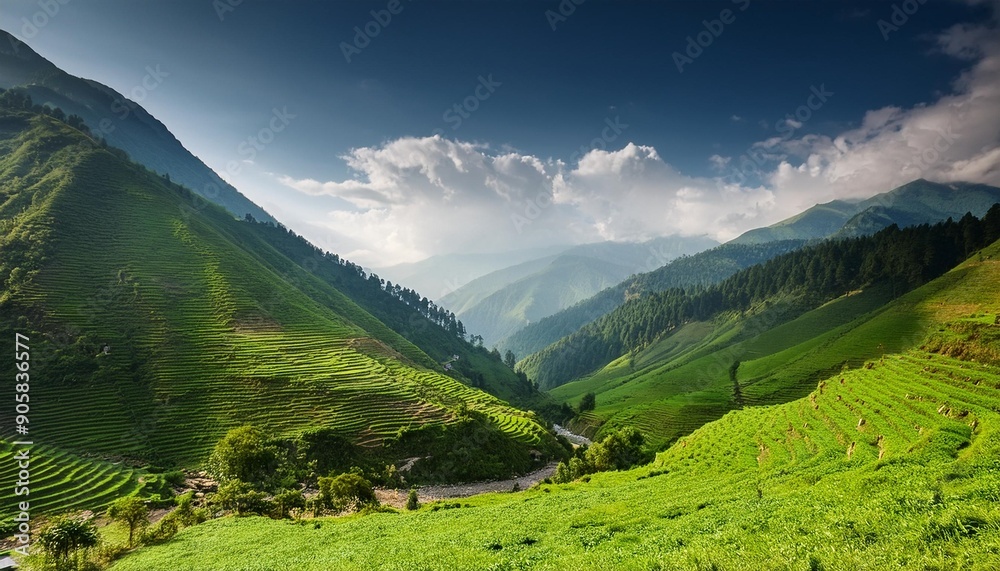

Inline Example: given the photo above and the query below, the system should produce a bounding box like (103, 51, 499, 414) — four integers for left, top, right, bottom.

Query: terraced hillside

(0, 109, 561, 499)
(109, 249, 1000, 570)
(0, 444, 142, 518)
(535, 215, 1000, 447)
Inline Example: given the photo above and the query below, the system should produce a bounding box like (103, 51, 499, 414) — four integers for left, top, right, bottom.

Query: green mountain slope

(451, 255, 634, 347)
(237, 220, 549, 412)
(731, 199, 860, 244)
(501, 240, 805, 358)
(508, 179, 1000, 365)
(0, 29, 274, 223)
(0, 110, 561, 495)
(110, 240, 1000, 571)
(441, 236, 717, 347)
(544, 217, 1000, 448)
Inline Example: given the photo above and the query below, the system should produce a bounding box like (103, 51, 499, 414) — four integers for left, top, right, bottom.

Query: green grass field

(105, 244, 1000, 570)
(108, 343, 1000, 570)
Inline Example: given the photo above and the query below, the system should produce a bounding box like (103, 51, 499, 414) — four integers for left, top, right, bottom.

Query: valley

(2, 3, 1000, 570)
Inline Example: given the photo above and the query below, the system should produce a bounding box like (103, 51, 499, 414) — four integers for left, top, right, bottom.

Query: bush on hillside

(553, 427, 650, 483)
(208, 425, 284, 489)
(317, 472, 379, 513)
(213, 480, 273, 516)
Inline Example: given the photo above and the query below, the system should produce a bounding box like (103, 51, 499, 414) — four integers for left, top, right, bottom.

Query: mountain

(440, 236, 718, 348)
(505, 179, 1000, 360)
(375, 245, 571, 299)
(732, 179, 1000, 244)
(522, 210, 1000, 440)
(501, 240, 806, 358)
(111, 231, 1000, 570)
(0, 29, 273, 223)
(0, 105, 563, 502)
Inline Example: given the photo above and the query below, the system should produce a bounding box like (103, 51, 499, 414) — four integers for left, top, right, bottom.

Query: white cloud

(709, 154, 731, 169)
(275, 6, 1000, 268)
(278, 140, 779, 266)
(758, 10, 1000, 210)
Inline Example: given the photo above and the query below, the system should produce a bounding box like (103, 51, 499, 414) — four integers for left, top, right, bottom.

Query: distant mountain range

(505, 178, 1000, 361)
(375, 245, 572, 300)
(732, 179, 1000, 244)
(438, 236, 718, 347)
(0, 29, 273, 223)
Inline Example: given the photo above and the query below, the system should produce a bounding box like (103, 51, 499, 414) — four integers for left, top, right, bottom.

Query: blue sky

(1, 0, 998, 267)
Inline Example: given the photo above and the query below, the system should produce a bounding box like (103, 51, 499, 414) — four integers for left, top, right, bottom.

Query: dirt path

(377, 462, 559, 508)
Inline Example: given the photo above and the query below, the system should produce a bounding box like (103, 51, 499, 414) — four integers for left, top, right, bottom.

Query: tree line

(522, 208, 1000, 389)
(502, 240, 808, 359)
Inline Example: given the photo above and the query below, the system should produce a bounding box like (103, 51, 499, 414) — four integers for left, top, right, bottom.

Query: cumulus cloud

(278, 139, 781, 266)
(277, 7, 999, 268)
(753, 9, 1000, 211)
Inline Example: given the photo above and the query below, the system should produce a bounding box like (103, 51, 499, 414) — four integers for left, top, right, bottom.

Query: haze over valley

(1, 1, 1000, 570)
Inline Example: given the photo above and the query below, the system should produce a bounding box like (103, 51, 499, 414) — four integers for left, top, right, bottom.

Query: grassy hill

(539, 218, 999, 446)
(108, 238, 1000, 570)
(0, 109, 562, 517)
(501, 240, 806, 359)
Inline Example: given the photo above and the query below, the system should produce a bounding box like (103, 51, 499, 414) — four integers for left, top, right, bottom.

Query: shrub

(406, 488, 419, 511)
(208, 425, 283, 489)
(164, 470, 186, 487)
(318, 472, 379, 513)
(37, 515, 99, 569)
(213, 480, 274, 516)
(586, 427, 648, 471)
(173, 492, 199, 526)
(272, 489, 306, 519)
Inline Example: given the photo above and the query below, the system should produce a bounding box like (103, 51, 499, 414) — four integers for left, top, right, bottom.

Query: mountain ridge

(0, 28, 275, 224)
